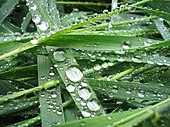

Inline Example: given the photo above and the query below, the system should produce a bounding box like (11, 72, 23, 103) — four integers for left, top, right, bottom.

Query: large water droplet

(81, 111, 91, 117)
(66, 84, 75, 92)
(53, 50, 66, 62)
(78, 88, 91, 100)
(87, 100, 100, 111)
(66, 67, 83, 82)
(122, 41, 131, 49)
(38, 21, 49, 31)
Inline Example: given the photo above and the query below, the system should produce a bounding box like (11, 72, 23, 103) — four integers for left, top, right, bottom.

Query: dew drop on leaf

(30, 39, 38, 44)
(66, 67, 83, 82)
(102, 62, 108, 68)
(81, 82, 88, 87)
(32, 15, 41, 24)
(66, 84, 75, 92)
(78, 88, 91, 100)
(53, 50, 66, 62)
(81, 111, 91, 117)
(122, 41, 131, 49)
(30, 4, 37, 11)
(87, 100, 100, 111)
(132, 55, 142, 63)
(93, 64, 102, 71)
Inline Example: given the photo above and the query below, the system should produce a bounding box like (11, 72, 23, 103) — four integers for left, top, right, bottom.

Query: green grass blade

(0, 96, 38, 116)
(0, 80, 59, 104)
(0, 0, 20, 24)
(37, 54, 65, 126)
(7, 116, 40, 127)
(52, 96, 170, 127)
(47, 47, 105, 117)
(137, 7, 170, 21)
(154, 19, 170, 40)
(21, 12, 32, 32)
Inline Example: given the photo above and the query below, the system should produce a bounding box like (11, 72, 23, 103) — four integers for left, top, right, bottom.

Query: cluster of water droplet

(52, 49, 105, 117)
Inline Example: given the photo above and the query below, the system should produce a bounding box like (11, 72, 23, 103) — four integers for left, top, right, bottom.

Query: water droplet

(66, 67, 83, 82)
(41, 76, 45, 80)
(78, 88, 91, 100)
(38, 21, 49, 31)
(53, 50, 66, 62)
(51, 91, 57, 98)
(108, 116, 112, 120)
(102, 62, 108, 68)
(122, 41, 131, 49)
(81, 82, 88, 87)
(32, 15, 41, 24)
(93, 64, 102, 71)
(66, 84, 75, 92)
(138, 91, 145, 98)
(81, 111, 91, 117)
(87, 100, 100, 111)
(103, 9, 109, 14)
(54, 64, 58, 68)
(108, 62, 114, 66)
(30, 4, 37, 10)
(144, 41, 151, 46)
(30, 39, 38, 44)
(132, 55, 142, 63)
(16, 37, 21, 41)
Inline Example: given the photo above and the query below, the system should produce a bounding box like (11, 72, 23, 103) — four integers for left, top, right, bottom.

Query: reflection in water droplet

(81, 111, 91, 117)
(78, 88, 91, 100)
(66, 85, 75, 92)
(87, 100, 100, 111)
(53, 50, 66, 62)
(66, 67, 83, 82)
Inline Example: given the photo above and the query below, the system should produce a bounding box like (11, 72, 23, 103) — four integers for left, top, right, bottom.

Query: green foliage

(0, 0, 170, 127)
